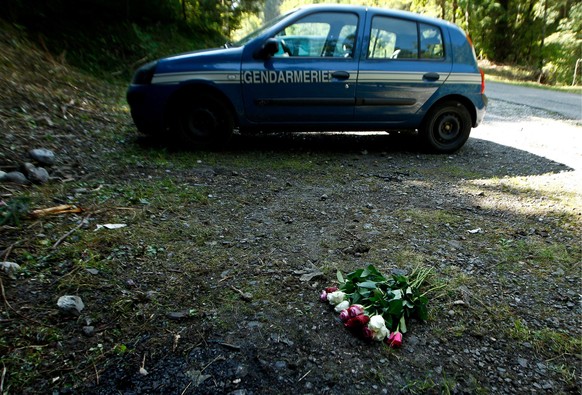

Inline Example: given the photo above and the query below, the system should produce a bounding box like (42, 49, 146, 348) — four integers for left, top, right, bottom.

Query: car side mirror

(254, 38, 279, 59)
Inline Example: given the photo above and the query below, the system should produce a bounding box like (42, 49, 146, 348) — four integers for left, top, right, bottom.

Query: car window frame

(366, 15, 446, 62)
(271, 11, 360, 59)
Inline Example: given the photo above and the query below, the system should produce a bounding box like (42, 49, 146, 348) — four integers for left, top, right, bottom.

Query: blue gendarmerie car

(127, 4, 487, 153)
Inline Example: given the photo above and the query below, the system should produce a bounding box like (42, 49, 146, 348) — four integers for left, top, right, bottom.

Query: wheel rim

(185, 107, 217, 138)
(434, 113, 462, 144)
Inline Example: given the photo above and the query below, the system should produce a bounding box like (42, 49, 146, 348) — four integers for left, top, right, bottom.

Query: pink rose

(386, 331, 403, 348)
(348, 304, 365, 317)
(339, 309, 350, 322)
(319, 290, 328, 302)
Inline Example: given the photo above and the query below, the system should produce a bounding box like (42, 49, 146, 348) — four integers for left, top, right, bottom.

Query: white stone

(57, 295, 85, 315)
(1, 262, 21, 279)
(29, 148, 55, 166)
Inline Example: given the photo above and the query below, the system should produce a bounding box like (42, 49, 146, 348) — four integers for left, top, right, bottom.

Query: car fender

(163, 78, 243, 126)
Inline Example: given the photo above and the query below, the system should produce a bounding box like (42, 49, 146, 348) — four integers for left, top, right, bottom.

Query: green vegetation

(0, 196, 30, 226)
(2, 0, 579, 85)
(254, 0, 581, 86)
(1, 0, 263, 78)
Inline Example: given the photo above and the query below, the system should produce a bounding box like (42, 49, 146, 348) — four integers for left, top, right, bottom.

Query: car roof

(294, 4, 454, 29)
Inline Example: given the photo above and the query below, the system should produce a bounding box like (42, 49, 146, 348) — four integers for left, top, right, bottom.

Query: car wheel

(172, 93, 233, 148)
(421, 101, 471, 153)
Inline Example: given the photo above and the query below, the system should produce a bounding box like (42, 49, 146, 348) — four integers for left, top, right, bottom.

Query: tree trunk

(493, 0, 510, 62)
(440, 0, 446, 20)
(264, 0, 281, 21)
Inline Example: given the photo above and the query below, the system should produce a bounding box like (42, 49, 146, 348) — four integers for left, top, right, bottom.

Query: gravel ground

(1, 27, 581, 394)
(86, 110, 581, 394)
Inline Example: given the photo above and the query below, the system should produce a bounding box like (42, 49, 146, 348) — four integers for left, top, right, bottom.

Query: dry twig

(52, 214, 91, 249)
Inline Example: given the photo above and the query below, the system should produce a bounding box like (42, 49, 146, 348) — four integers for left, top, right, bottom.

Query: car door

(241, 11, 360, 124)
(355, 14, 452, 124)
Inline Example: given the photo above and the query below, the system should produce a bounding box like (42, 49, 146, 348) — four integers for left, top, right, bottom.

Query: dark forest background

(1, 0, 580, 85)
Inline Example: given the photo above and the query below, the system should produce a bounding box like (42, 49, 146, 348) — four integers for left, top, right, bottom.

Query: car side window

(420, 23, 444, 59)
(273, 12, 358, 58)
(368, 17, 418, 59)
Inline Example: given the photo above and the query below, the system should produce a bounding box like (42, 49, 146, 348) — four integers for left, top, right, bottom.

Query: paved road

(472, 82, 582, 173)
(486, 81, 582, 121)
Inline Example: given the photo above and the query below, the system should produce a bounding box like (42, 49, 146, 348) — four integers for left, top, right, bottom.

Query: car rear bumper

(475, 94, 488, 127)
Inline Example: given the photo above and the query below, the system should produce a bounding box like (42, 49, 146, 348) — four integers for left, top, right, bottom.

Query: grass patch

(397, 208, 464, 228)
(480, 61, 582, 94)
(510, 319, 582, 357)
(493, 238, 580, 276)
(93, 178, 209, 207)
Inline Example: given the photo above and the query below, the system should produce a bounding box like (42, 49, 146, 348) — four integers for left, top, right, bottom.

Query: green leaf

(361, 265, 386, 281)
(417, 304, 428, 321)
(384, 314, 394, 330)
(388, 299, 403, 315)
(359, 290, 371, 299)
(346, 268, 364, 281)
(358, 281, 378, 289)
(399, 316, 407, 334)
(392, 289, 403, 300)
(337, 270, 344, 284)
(391, 274, 408, 286)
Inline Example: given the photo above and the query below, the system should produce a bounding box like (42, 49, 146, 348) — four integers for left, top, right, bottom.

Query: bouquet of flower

(320, 264, 432, 348)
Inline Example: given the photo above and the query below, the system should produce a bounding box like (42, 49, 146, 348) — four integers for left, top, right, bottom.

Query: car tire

(172, 93, 234, 148)
(421, 101, 471, 153)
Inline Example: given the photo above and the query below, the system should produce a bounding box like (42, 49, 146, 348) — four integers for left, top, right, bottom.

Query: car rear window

(368, 17, 444, 60)
(420, 23, 444, 59)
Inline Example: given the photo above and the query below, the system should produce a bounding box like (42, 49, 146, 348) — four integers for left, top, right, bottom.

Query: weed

(509, 319, 582, 357)
(550, 364, 578, 387)
(402, 371, 458, 395)
(113, 343, 128, 355)
(0, 196, 30, 226)
(393, 250, 426, 268)
(402, 377, 439, 395)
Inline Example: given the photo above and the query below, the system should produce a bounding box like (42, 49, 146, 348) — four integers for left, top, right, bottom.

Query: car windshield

(231, 10, 296, 47)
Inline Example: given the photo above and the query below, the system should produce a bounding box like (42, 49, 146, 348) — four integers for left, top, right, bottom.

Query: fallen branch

(180, 382, 192, 395)
(2, 241, 21, 261)
(298, 369, 312, 382)
(31, 204, 82, 218)
(201, 355, 224, 372)
(0, 276, 14, 315)
(1, 363, 6, 394)
(52, 214, 91, 249)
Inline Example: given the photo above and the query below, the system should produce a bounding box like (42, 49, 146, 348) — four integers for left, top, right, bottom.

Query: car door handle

(332, 71, 350, 80)
(423, 72, 440, 81)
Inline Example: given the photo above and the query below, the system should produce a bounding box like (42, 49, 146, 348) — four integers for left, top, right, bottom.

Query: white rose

(327, 290, 346, 305)
(372, 325, 389, 341)
(368, 315, 389, 341)
(334, 300, 350, 312)
(368, 315, 385, 330)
